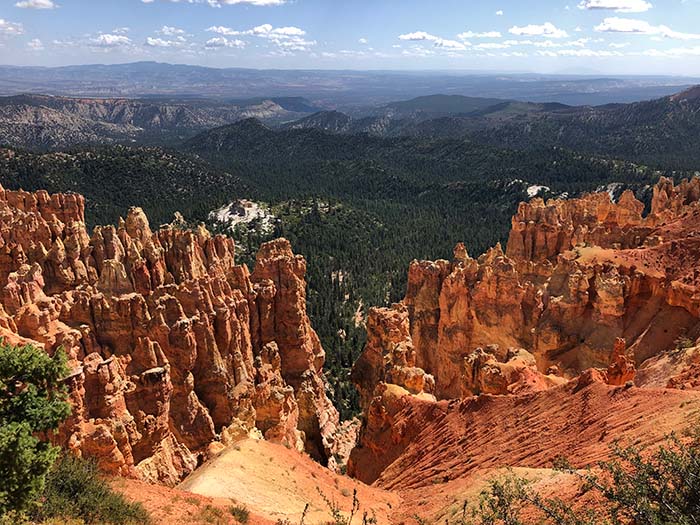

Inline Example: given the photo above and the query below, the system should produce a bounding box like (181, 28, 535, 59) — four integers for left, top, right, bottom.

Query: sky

(1, 0, 700, 74)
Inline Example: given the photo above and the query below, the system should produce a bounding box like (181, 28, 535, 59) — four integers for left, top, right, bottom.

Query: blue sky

(1, 0, 700, 74)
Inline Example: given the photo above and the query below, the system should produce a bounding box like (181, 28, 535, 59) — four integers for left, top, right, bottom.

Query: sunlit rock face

(350, 177, 700, 487)
(354, 176, 700, 404)
(0, 185, 339, 484)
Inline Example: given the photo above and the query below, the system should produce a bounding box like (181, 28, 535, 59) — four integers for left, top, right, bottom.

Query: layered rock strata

(354, 178, 700, 405)
(0, 185, 339, 484)
(350, 178, 700, 488)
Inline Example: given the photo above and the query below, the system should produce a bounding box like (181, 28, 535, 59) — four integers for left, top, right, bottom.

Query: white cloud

(252, 24, 313, 50)
(205, 36, 245, 48)
(500, 38, 599, 49)
(90, 33, 132, 48)
(509, 22, 568, 38)
(609, 41, 630, 47)
(639, 45, 700, 57)
(475, 42, 510, 49)
(208, 24, 306, 37)
(398, 31, 470, 51)
(51, 38, 77, 47)
(158, 25, 186, 36)
(436, 39, 468, 50)
(496, 10, 504, 15)
(254, 24, 305, 36)
(27, 38, 44, 50)
(207, 26, 242, 36)
(206, 23, 312, 51)
(358, 37, 368, 44)
(533, 40, 563, 47)
(577, 0, 652, 12)
(112, 27, 130, 34)
(0, 19, 24, 36)
(398, 31, 439, 41)
(457, 30, 502, 39)
(142, 0, 286, 6)
(556, 48, 622, 56)
(15, 0, 58, 8)
(145, 36, 187, 47)
(402, 46, 435, 57)
(595, 17, 700, 40)
(568, 37, 591, 46)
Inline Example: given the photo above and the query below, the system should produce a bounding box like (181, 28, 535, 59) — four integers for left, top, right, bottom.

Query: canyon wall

(349, 177, 700, 486)
(353, 177, 700, 401)
(0, 184, 340, 485)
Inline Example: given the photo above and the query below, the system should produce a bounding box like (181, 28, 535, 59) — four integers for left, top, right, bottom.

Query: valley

(2, 59, 700, 525)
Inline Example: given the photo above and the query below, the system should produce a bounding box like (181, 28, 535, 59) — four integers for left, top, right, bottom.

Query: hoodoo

(0, 184, 340, 484)
(349, 178, 700, 506)
(3, 178, 700, 523)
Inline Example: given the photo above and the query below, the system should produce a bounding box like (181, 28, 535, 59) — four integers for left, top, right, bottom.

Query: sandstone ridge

(0, 184, 340, 485)
(347, 179, 700, 518)
(354, 177, 700, 405)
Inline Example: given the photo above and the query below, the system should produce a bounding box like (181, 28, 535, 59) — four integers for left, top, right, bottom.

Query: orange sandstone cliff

(353, 177, 700, 402)
(5, 177, 700, 524)
(0, 184, 340, 485)
(349, 177, 700, 509)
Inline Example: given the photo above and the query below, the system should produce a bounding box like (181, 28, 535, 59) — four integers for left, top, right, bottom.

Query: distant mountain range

(0, 94, 318, 149)
(284, 94, 569, 135)
(0, 61, 697, 106)
(281, 87, 700, 168)
(3, 85, 700, 169)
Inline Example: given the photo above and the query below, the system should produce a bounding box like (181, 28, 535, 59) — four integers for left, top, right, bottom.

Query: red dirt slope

(350, 378, 700, 522)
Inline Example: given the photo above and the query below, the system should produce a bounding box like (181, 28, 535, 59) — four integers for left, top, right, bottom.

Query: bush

(196, 504, 226, 524)
(229, 504, 250, 524)
(35, 453, 151, 525)
(0, 343, 70, 514)
(318, 488, 359, 525)
(456, 421, 700, 525)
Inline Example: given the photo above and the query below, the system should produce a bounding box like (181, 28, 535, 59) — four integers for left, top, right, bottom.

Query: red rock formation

(461, 346, 566, 396)
(0, 185, 339, 484)
(330, 180, 700, 522)
(349, 177, 700, 497)
(351, 303, 435, 411)
(606, 337, 636, 386)
(250, 238, 339, 461)
(354, 178, 700, 407)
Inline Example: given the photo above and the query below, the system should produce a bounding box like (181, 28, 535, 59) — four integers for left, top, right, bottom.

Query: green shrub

(318, 488, 359, 525)
(36, 453, 151, 525)
(675, 336, 695, 351)
(196, 504, 226, 524)
(457, 421, 700, 525)
(0, 343, 70, 515)
(229, 504, 250, 524)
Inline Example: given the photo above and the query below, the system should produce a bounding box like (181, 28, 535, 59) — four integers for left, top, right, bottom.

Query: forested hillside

(0, 115, 690, 418)
(284, 86, 700, 170)
(0, 147, 248, 227)
(186, 121, 681, 416)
